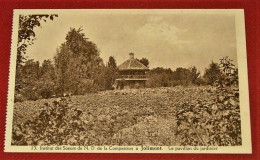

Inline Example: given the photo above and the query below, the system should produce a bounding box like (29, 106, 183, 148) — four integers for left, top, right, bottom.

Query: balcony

(116, 75, 149, 80)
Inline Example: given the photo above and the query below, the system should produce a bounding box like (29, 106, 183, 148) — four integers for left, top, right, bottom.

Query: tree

(108, 56, 117, 70)
(15, 14, 58, 95)
(38, 60, 56, 99)
(203, 61, 223, 85)
(17, 14, 58, 66)
(150, 67, 173, 75)
(15, 59, 41, 101)
(218, 57, 238, 87)
(189, 66, 200, 84)
(147, 67, 174, 87)
(54, 28, 104, 95)
(136, 58, 149, 67)
(21, 59, 41, 83)
(219, 56, 236, 76)
(104, 56, 118, 89)
(172, 67, 192, 86)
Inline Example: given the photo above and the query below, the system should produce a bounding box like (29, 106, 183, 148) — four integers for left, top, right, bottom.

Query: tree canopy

(136, 58, 149, 67)
(203, 61, 223, 85)
(17, 14, 58, 66)
(54, 28, 104, 95)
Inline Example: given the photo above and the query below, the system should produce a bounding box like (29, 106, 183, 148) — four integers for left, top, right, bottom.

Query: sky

(25, 13, 237, 73)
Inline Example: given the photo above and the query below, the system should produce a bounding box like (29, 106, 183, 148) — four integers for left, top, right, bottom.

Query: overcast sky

(25, 13, 237, 73)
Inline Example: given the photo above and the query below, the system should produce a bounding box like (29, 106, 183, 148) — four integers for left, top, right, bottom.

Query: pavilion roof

(118, 54, 149, 71)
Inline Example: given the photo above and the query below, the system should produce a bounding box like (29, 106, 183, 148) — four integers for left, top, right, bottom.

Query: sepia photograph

(5, 9, 251, 153)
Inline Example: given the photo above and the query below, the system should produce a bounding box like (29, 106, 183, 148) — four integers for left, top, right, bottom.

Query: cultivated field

(12, 86, 241, 146)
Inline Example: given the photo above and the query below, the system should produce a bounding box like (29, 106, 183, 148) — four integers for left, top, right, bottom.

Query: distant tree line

(145, 59, 237, 88)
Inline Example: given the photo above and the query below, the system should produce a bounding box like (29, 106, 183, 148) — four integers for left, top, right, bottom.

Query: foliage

(14, 59, 56, 102)
(136, 58, 149, 67)
(12, 98, 89, 145)
(189, 66, 201, 84)
(17, 14, 58, 65)
(146, 72, 172, 88)
(38, 60, 56, 99)
(172, 67, 193, 86)
(175, 89, 241, 146)
(54, 28, 104, 95)
(217, 56, 238, 88)
(104, 56, 118, 90)
(146, 67, 173, 87)
(147, 66, 201, 87)
(12, 86, 240, 146)
(175, 57, 241, 146)
(15, 27, 119, 102)
(108, 56, 117, 70)
(15, 14, 58, 97)
(203, 61, 224, 85)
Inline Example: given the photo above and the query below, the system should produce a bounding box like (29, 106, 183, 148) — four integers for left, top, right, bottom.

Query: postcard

(5, 9, 251, 153)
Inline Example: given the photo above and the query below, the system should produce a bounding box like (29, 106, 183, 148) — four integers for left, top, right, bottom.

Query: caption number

(31, 146, 37, 150)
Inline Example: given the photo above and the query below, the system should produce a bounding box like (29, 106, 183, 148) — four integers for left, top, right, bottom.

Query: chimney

(129, 53, 134, 60)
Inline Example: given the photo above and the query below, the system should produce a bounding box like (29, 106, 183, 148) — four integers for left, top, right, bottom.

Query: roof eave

(118, 68, 150, 71)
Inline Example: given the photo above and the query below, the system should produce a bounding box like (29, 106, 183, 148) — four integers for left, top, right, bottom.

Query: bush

(12, 98, 90, 145)
(146, 73, 171, 88)
(175, 57, 241, 146)
(175, 87, 241, 146)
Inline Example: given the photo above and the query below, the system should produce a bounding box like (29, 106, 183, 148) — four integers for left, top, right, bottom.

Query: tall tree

(147, 67, 174, 87)
(218, 57, 238, 87)
(172, 67, 192, 86)
(189, 66, 200, 84)
(15, 59, 41, 101)
(104, 56, 118, 90)
(38, 59, 56, 99)
(15, 14, 58, 94)
(108, 56, 117, 70)
(54, 28, 104, 95)
(203, 61, 223, 85)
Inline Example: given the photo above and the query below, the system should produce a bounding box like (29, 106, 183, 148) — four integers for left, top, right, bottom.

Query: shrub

(12, 98, 89, 145)
(175, 57, 241, 146)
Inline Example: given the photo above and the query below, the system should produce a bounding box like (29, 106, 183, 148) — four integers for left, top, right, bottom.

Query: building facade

(115, 53, 149, 89)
